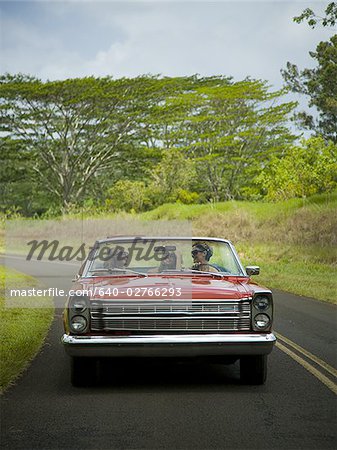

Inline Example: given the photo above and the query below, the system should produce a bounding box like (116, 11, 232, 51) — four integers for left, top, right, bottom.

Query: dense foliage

(255, 137, 337, 200)
(0, 74, 296, 215)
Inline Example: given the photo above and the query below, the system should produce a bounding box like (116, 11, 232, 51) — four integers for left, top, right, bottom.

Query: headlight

(254, 314, 270, 329)
(71, 297, 87, 313)
(70, 315, 87, 333)
(68, 295, 90, 333)
(253, 295, 270, 311)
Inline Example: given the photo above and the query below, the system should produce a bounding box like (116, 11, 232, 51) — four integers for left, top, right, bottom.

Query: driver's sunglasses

(191, 249, 202, 256)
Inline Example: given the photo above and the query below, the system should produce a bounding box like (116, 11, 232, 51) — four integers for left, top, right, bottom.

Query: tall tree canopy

(175, 80, 295, 200)
(1, 74, 296, 214)
(0, 74, 160, 211)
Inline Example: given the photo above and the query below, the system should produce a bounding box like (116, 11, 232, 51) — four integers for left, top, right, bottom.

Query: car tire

(71, 357, 98, 387)
(240, 355, 267, 385)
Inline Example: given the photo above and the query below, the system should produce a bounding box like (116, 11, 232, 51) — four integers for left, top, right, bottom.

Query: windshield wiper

(88, 268, 147, 278)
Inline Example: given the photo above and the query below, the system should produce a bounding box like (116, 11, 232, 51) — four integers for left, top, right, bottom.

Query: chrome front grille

(90, 300, 251, 332)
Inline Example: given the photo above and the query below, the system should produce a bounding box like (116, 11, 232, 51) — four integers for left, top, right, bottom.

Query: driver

(191, 242, 218, 272)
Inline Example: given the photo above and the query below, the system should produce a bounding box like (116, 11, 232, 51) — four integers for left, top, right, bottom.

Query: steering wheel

(192, 263, 221, 272)
(206, 263, 221, 272)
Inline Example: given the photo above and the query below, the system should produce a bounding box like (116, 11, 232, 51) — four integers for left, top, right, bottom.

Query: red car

(62, 237, 275, 386)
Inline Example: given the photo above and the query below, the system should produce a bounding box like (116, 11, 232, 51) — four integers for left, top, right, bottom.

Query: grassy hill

(141, 192, 336, 246)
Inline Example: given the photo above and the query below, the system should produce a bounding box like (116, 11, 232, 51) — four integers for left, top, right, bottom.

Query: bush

(176, 189, 200, 204)
(256, 137, 337, 200)
(105, 180, 148, 213)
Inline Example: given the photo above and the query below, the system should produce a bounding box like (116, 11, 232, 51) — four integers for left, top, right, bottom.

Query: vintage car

(62, 236, 276, 386)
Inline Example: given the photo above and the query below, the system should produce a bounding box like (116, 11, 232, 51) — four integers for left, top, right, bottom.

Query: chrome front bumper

(62, 333, 276, 358)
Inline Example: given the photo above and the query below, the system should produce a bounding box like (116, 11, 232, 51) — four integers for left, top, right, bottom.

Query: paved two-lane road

(1, 256, 336, 449)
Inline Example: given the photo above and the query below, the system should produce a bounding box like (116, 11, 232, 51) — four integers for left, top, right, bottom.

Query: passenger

(149, 250, 177, 273)
(191, 242, 218, 272)
(158, 252, 177, 272)
(104, 249, 129, 270)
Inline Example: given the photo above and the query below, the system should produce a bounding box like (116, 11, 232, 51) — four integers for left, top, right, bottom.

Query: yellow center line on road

(276, 341, 337, 395)
(275, 331, 337, 378)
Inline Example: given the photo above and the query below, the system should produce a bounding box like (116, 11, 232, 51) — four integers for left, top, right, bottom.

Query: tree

(281, 4, 337, 142)
(0, 137, 45, 215)
(0, 75, 157, 212)
(255, 137, 337, 200)
(1, 74, 297, 213)
(293, 2, 337, 28)
(150, 148, 196, 199)
(169, 79, 296, 200)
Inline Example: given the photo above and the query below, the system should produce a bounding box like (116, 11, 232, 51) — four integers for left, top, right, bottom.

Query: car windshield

(85, 238, 245, 277)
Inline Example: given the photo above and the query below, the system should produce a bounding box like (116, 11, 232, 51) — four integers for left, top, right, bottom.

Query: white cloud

(0, 1, 334, 89)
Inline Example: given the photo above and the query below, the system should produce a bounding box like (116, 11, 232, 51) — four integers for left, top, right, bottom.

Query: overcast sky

(0, 0, 334, 93)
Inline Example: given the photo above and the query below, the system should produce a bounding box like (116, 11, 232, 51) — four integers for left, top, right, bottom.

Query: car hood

(74, 275, 255, 300)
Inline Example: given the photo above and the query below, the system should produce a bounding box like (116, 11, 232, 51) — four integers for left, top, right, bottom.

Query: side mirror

(246, 266, 260, 276)
(72, 274, 80, 282)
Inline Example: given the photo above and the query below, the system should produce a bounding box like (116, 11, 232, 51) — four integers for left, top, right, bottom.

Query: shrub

(176, 189, 200, 204)
(105, 180, 148, 213)
(256, 137, 337, 200)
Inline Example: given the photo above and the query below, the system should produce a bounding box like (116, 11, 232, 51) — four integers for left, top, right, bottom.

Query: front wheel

(71, 357, 98, 387)
(240, 355, 267, 385)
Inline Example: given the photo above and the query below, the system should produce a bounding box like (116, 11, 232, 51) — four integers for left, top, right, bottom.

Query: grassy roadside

(236, 243, 336, 303)
(140, 194, 336, 303)
(0, 266, 54, 392)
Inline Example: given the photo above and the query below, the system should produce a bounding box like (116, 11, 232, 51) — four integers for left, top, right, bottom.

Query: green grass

(0, 266, 54, 392)
(140, 191, 337, 222)
(236, 243, 337, 303)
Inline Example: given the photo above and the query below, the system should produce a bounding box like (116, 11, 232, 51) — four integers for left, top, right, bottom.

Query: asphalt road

(1, 256, 336, 450)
